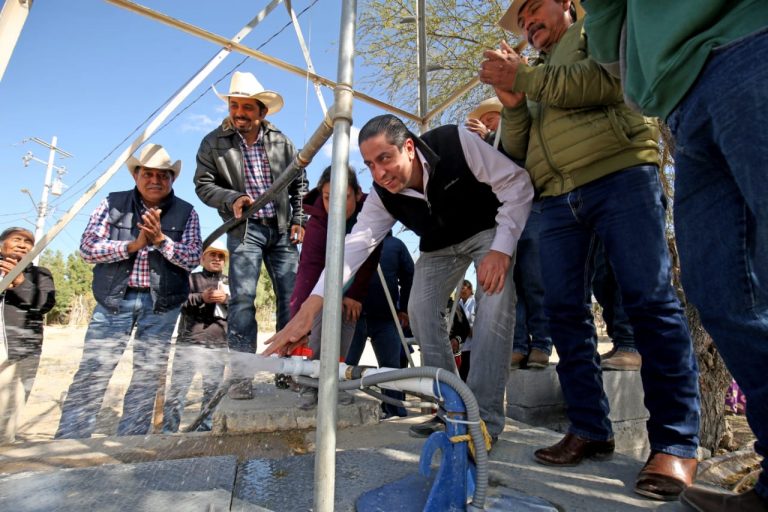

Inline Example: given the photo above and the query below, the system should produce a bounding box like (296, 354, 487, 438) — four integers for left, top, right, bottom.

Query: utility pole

(21, 136, 72, 264)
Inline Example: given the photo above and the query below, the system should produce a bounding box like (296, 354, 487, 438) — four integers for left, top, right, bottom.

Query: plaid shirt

(239, 129, 277, 219)
(80, 197, 202, 288)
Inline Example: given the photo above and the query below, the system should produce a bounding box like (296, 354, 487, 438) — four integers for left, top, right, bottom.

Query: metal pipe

(416, 0, 428, 134)
(0, 4, 282, 293)
(285, 2, 328, 114)
(314, 2, 357, 510)
(0, 0, 33, 83)
(105, 0, 420, 123)
(377, 265, 415, 367)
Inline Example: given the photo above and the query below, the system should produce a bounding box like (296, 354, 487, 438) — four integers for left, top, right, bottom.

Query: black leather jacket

(194, 119, 308, 240)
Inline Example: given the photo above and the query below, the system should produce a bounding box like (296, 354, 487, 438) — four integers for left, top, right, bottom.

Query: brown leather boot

(527, 348, 550, 369)
(534, 432, 615, 466)
(635, 451, 698, 501)
(601, 348, 642, 371)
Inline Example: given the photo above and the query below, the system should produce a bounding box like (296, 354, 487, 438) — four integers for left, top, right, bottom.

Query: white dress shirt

(311, 126, 533, 298)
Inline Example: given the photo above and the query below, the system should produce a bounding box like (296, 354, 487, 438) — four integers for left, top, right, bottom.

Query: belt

(127, 287, 150, 293)
(251, 217, 278, 228)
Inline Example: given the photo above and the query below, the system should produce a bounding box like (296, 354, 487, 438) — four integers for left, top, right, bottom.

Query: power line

(49, 0, 319, 210)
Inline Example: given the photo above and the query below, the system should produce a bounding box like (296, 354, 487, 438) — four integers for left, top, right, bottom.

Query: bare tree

(357, 0, 521, 126)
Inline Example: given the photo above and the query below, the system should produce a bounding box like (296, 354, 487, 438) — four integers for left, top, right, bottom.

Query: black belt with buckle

(251, 217, 278, 228)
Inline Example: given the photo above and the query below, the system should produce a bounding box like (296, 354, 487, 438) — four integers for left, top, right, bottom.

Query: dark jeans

(346, 313, 407, 417)
(227, 221, 298, 357)
(538, 165, 700, 458)
(513, 204, 553, 356)
(592, 238, 636, 352)
(669, 28, 768, 497)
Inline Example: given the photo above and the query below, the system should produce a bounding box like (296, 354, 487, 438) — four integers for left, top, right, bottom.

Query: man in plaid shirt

(56, 144, 201, 439)
(195, 72, 307, 400)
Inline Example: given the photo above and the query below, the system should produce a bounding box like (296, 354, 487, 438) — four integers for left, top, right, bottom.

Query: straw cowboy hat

(125, 144, 181, 179)
(468, 97, 503, 120)
(499, 0, 585, 34)
(213, 71, 284, 115)
(203, 239, 229, 265)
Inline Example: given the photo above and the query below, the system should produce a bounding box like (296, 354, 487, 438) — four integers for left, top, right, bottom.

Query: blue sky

(0, 0, 479, 286)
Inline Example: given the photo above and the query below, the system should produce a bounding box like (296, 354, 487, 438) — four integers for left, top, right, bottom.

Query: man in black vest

(265, 114, 533, 442)
(56, 144, 202, 439)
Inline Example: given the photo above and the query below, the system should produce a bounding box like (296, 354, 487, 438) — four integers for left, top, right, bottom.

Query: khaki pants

(0, 356, 39, 443)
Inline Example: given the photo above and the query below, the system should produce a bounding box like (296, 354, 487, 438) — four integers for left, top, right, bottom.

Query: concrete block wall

(506, 366, 650, 455)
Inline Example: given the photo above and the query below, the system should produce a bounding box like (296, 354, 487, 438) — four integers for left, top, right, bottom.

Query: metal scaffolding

(0, 2, 485, 509)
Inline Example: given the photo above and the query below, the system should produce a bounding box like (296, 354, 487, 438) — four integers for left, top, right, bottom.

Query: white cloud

(180, 113, 218, 133)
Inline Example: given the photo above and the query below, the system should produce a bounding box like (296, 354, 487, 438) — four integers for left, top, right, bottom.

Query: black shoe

(409, 415, 445, 438)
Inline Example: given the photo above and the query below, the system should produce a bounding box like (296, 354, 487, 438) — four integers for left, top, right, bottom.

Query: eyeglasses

(206, 252, 226, 260)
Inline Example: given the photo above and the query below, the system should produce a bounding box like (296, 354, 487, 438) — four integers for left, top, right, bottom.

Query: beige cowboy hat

(499, 0, 585, 34)
(212, 71, 284, 115)
(203, 239, 229, 265)
(468, 97, 503, 120)
(125, 143, 181, 179)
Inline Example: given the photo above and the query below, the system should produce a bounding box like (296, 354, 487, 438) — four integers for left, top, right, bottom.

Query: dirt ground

(8, 325, 756, 450)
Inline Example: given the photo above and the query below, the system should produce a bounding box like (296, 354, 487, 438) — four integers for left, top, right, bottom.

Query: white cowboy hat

(499, 0, 585, 35)
(203, 239, 229, 265)
(125, 143, 181, 179)
(468, 97, 503, 120)
(212, 71, 284, 115)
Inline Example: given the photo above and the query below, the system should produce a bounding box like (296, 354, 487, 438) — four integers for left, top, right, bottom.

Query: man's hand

(127, 230, 149, 254)
(262, 295, 324, 356)
(290, 225, 305, 245)
(232, 195, 255, 219)
(138, 208, 165, 246)
(480, 40, 522, 91)
(477, 249, 511, 295)
(0, 256, 25, 288)
(465, 118, 491, 139)
(397, 312, 410, 329)
(202, 288, 227, 304)
(342, 297, 362, 323)
(494, 87, 527, 109)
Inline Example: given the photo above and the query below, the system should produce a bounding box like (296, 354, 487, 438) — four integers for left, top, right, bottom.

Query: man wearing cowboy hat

(163, 240, 229, 433)
(479, 0, 700, 501)
(194, 71, 308, 400)
(56, 144, 202, 439)
(465, 97, 503, 144)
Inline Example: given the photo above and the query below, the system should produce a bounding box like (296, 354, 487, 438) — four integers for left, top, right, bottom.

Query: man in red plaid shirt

(56, 144, 201, 439)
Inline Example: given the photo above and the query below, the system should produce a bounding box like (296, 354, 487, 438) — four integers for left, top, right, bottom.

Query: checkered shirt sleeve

(239, 134, 277, 219)
(80, 198, 131, 263)
(81, 199, 202, 288)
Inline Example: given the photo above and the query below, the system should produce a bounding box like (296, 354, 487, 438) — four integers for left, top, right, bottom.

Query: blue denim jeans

(162, 344, 225, 433)
(538, 165, 700, 457)
(346, 313, 407, 417)
(591, 238, 636, 352)
(227, 221, 298, 356)
(513, 204, 553, 356)
(55, 290, 179, 438)
(408, 228, 517, 437)
(668, 28, 768, 497)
